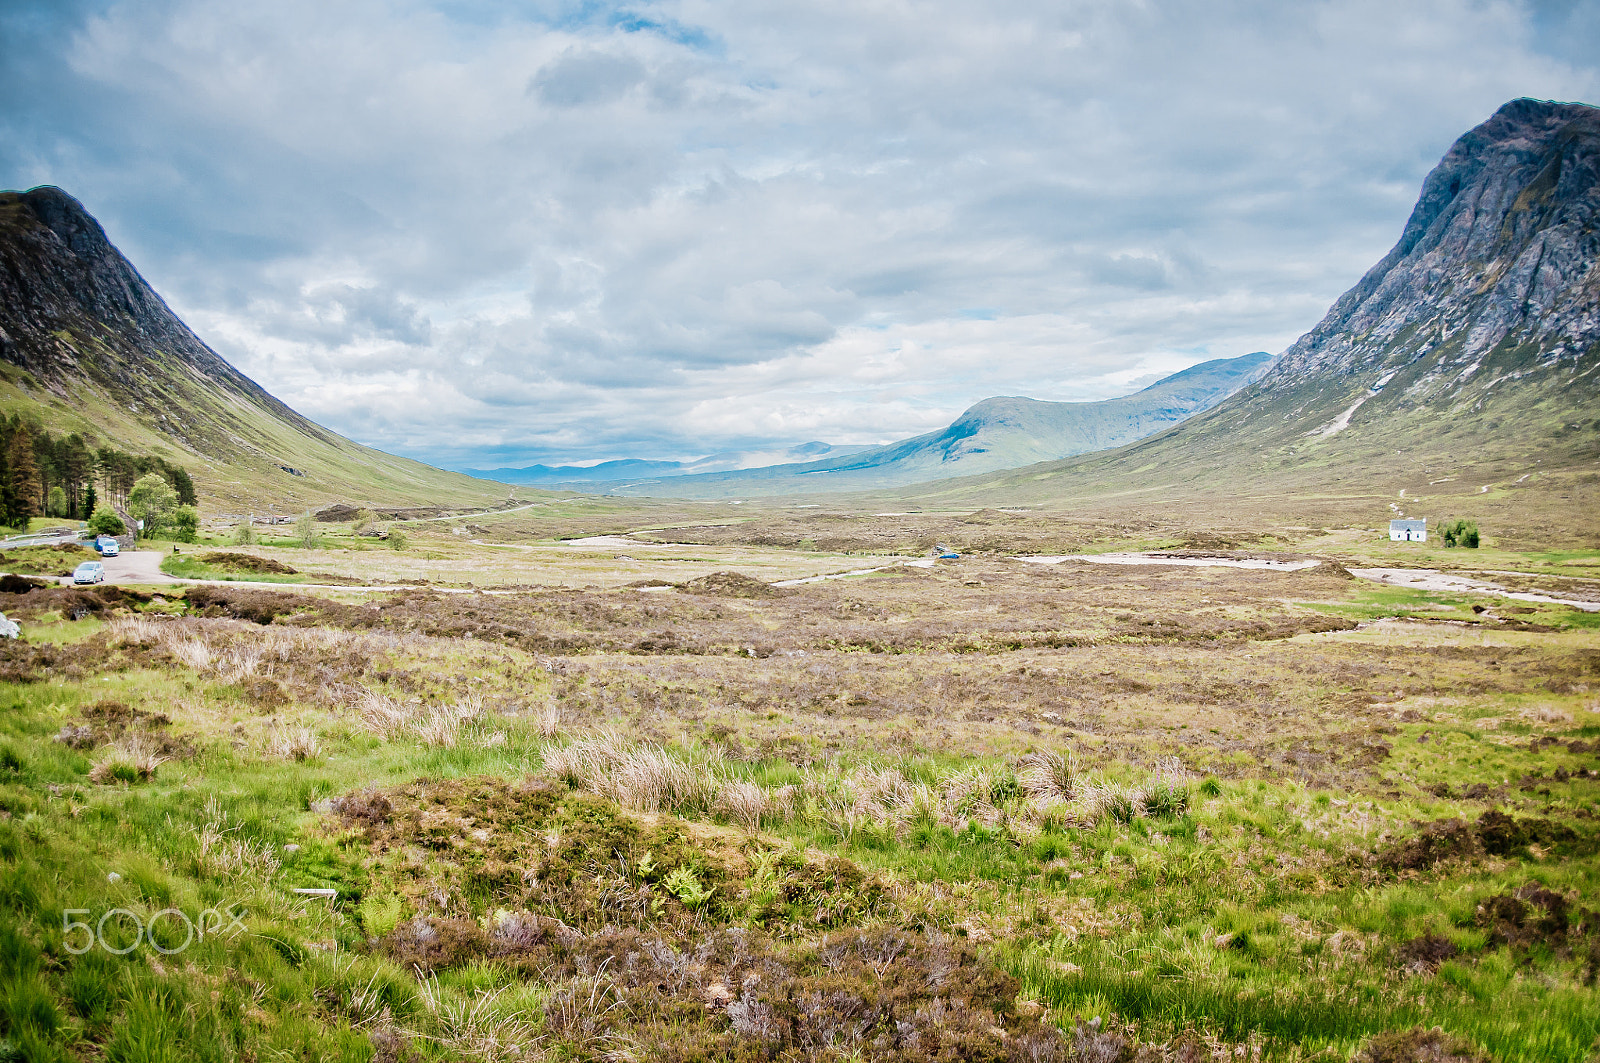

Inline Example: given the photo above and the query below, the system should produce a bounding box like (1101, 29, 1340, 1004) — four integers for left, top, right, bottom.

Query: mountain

(589, 352, 1273, 498)
(0, 186, 507, 511)
(893, 98, 1600, 522)
(465, 441, 871, 486)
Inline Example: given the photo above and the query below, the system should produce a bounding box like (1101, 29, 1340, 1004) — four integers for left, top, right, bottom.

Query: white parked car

(73, 562, 105, 585)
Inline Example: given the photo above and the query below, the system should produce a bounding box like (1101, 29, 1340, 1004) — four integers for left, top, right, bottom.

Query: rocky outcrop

(1267, 98, 1599, 394)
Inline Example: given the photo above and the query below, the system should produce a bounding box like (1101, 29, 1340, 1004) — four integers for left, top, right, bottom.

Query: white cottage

(1389, 519, 1427, 542)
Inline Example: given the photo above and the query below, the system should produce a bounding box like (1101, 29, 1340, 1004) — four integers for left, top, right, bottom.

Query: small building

(1390, 518, 1427, 542)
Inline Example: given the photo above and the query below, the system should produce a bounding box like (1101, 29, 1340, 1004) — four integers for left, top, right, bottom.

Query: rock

(0, 613, 17, 639)
(53, 724, 94, 749)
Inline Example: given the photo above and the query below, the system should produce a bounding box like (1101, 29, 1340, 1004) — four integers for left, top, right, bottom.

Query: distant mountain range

(552, 352, 1273, 498)
(0, 186, 505, 511)
(2, 98, 1591, 518)
(464, 441, 872, 486)
(893, 98, 1600, 513)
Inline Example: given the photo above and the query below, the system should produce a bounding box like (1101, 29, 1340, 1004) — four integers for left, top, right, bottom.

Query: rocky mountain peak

(1269, 98, 1599, 389)
(21, 185, 116, 258)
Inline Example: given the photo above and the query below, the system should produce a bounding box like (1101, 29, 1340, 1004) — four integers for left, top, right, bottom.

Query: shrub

(296, 510, 321, 549)
(267, 725, 322, 762)
(1440, 519, 1480, 548)
(661, 866, 715, 909)
(168, 505, 200, 543)
(89, 734, 168, 784)
(1143, 779, 1190, 818)
(388, 527, 408, 551)
(543, 732, 720, 814)
(1101, 788, 1143, 823)
(87, 507, 125, 537)
(1143, 756, 1191, 818)
(358, 893, 405, 937)
(715, 780, 770, 831)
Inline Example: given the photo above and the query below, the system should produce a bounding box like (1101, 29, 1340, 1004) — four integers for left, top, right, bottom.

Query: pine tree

(6, 426, 43, 527)
(169, 465, 197, 506)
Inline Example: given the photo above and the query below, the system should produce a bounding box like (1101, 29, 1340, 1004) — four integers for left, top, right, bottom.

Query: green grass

(1298, 585, 1491, 621)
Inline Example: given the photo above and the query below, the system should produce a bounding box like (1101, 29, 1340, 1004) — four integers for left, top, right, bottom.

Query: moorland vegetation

(0, 511, 1594, 1062)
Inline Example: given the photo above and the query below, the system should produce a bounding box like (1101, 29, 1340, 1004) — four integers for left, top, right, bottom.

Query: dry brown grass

(542, 730, 721, 813)
(714, 780, 770, 831)
(88, 732, 170, 784)
(265, 723, 323, 762)
(354, 689, 489, 748)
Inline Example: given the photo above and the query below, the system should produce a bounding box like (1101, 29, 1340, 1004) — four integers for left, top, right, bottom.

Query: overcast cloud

(2, 0, 1598, 468)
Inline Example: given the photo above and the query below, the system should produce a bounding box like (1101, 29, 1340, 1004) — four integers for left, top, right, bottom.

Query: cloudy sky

(3, 0, 1598, 470)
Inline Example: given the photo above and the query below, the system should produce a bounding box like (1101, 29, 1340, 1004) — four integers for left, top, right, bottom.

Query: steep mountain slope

(594, 352, 1272, 498)
(896, 98, 1600, 525)
(0, 186, 507, 511)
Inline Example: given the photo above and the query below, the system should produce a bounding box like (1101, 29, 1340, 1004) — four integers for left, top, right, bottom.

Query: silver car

(73, 562, 105, 585)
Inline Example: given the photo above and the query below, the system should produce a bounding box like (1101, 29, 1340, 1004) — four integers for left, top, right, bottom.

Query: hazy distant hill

(0, 186, 507, 511)
(893, 98, 1600, 524)
(592, 352, 1273, 498)
(465, 441, 871, 486)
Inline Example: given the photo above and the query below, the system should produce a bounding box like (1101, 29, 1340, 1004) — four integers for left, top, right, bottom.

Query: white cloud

(1, 0, 1596, 467)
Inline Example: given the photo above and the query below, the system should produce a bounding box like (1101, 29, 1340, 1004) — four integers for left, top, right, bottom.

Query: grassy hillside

(0, 360, 512, 515)
(885, 341, 1599, 537)
(0, 187, 512, 514)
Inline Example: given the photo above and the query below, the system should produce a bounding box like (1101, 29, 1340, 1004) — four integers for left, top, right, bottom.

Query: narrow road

(40, 550, 508, 595)
(97, 549, 171, 584)
(19, 549, 1600, 613)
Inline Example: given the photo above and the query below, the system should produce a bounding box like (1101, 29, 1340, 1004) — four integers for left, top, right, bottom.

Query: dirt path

(32, 550, 475, 595)
(399, 500, 566, 524)
(773, 557, 935, 586)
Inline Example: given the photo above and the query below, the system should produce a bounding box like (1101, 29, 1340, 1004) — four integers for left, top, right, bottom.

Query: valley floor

(0, 512, 1596, 1062)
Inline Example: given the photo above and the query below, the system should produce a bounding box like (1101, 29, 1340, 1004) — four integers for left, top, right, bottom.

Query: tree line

(0, 415, 198, 530)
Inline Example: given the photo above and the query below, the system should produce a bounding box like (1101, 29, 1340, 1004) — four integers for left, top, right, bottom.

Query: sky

(3, 0, 1599, 471)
